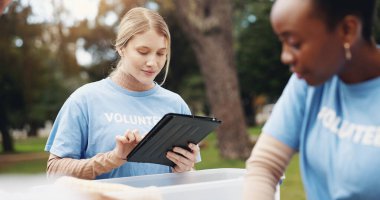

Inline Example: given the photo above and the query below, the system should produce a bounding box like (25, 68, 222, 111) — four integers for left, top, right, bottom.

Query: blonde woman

(45, 7, 199, 180)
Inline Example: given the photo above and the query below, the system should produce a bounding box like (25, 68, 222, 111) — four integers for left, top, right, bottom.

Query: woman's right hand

(112, 129, 142, 160)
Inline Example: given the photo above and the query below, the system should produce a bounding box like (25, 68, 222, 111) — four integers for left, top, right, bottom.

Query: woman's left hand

(166, 143, 199, 173)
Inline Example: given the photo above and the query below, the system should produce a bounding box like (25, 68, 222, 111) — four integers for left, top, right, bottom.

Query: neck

(110, 68, 154, 92)
(339, 41, 380, 84)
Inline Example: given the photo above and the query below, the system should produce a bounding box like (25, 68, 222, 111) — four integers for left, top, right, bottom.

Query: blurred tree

(375, 1, 380, 42)
(157, 3, 206, 115)
(75, 0, 146, 81)
(0, 3, 39, 151)
(171, 0, 252, 159)
(234, 0, 291, 125)
(0, 3, 44, 151)
(0, 1, 82, 152)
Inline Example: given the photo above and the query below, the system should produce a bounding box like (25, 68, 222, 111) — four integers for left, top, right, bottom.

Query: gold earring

(344, 43, 352, 61)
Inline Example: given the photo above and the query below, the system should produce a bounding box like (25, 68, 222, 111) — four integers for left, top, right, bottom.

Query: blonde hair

(113, 7, 171, 85)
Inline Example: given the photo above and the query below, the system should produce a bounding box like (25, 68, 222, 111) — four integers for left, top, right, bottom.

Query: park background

(1, 1, 380, 200)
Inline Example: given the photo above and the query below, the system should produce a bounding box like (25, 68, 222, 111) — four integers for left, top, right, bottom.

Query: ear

(117, 48, 123, 57)
(338, 15, 362, 45)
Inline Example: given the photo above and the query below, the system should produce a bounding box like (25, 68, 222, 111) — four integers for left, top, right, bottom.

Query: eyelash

(287, 39, 301, 50)
(138, 51, 165, 56)
(290, 42, 301, 50)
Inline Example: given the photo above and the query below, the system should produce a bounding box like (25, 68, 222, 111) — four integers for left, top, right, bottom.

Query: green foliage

(0, 2, 84, 140)
(235, 1, 291, 99)
(375, 1, 380, 42)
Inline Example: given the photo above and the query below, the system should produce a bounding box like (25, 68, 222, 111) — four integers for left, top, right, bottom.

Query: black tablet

(126, 113, 221, 167)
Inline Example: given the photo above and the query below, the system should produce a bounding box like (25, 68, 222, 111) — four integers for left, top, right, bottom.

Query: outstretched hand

(166, 143, 199, 173)
(113, 129, 142, 160)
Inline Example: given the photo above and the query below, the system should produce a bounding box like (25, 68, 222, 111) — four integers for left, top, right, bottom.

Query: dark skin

(270, 0, 380, 86)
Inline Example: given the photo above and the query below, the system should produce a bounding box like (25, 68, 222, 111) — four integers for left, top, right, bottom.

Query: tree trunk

(0, 117, 14, 153)
(173, 0, 252, 159)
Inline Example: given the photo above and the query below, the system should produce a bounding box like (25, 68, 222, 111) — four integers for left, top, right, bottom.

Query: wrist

(110, 150, 126, 164)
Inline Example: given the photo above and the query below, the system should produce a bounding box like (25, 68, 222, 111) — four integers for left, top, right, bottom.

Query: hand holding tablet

(126, 113, 221, 167)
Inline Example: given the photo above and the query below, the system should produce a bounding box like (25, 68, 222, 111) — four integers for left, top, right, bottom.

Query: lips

(295, 72, 303, 79)
(290, 67, 303, 79)
(142, 70, 155, 76)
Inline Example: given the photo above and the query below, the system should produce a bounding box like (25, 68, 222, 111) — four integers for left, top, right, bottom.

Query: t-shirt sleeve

(180, 99, 192, 115)
(45, 93, 88, 159)
(262, 74, 308, 151)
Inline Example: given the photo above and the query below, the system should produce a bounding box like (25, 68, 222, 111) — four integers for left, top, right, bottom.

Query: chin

(139, 79, 155, 86)
(304, 77, 327, 86)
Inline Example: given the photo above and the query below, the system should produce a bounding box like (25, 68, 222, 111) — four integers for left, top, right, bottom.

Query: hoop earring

(344, 43, 352, 61)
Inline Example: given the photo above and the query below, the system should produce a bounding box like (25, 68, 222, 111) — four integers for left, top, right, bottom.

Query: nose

(146, 55, 159, 68)
(281, 45, 295, 65)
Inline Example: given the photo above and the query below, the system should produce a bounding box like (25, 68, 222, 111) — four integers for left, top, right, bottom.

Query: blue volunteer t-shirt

(263, 74, 380, 199)
(45, 78, 195, 179)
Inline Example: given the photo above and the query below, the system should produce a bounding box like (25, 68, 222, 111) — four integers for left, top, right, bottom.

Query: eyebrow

(278, 31, 302, 42)
(278, 31, 292, 39)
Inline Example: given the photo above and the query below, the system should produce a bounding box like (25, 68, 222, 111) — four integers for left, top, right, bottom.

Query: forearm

(47, 151, 126, 180)
(244, 133, 294, 200)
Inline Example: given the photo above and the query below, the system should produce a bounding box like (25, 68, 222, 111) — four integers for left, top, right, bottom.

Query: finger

(167, 153, 187, 172)
(132, 129, 142, 143)
(132, 129, 139, 135)
(135, 133, 142, 142)
(125, 132, 136, 142)
(115, 135, 128, 144)
(122, 129, 131, 142)
(172, 147, 195, 162)
(188, 143, 200, 153)
(123, 129, 131, 137)
(166, 151, 183, 166)
(171, 166, 178, 173)
(173, 158, 191, 172)
(167, 151, 193, 169)
(173, 165, 183, 173)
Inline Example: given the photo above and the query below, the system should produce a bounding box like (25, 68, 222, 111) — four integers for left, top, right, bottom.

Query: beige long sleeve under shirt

(47, 151, 126, 180)
(243, 133, 295, 200)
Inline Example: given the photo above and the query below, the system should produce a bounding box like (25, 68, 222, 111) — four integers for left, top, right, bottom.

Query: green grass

(14, 137, 47, 152)
(0, 137, 47, 153)
(196, 126, 262, 169)
(0, 128, 305, 200)
(0, 137, 48, 174)
(281, 154, 306, 200)
(196, 132, 246, 169)
(0, 159, 47, 174)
